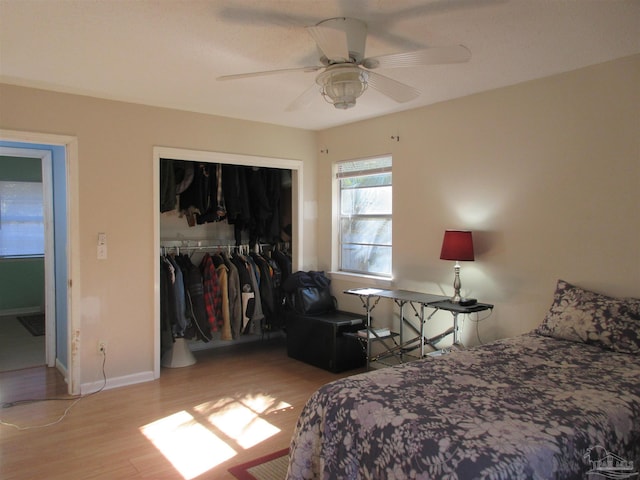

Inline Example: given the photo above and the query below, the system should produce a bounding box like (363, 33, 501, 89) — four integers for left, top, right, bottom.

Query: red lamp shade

(440, 230, 475, 261)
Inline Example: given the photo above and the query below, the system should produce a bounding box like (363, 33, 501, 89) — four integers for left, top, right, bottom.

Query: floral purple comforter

(286, 334, 640, 479)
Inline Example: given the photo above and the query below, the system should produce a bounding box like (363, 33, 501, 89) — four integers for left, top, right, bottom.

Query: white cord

(466, 308, 494, 345)
(0, 396, 84, 430)
(0, 349, 107, 430)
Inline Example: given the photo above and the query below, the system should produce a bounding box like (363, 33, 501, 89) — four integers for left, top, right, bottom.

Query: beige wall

(318, 54, 640, 345)
(0, 85, 318, 388)
(0, 53, 638, 388)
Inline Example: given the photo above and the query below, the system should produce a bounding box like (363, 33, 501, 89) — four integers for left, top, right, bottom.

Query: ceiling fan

(217, 17, 471, 111)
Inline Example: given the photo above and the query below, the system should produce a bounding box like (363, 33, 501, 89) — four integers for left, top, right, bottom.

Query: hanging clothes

(160, 159, 195, 213)
(177, 163, 211, 226)
(197, 164, 227, 224)
(174, 254, 212, 342)
(246, 167, 271, 249)
(160, 243, 292, 350)
(199, 253, 222, 334)
(245, 167, 284, 249)
(160, 258, 176, 357)
(163, 160, 289, 258)
(273, 247, 292, 286)
(159, 155, 294, 347)
(264, 168, 282, 244)
(244, 252, 266, 334)
(250, 252, 276, 329)
(213, 163, 227, 222)
(175, 161, 195, 197)
(160, 159, 176, 213)
(220, 252, 243, 339)
(230, 252, 261, 334)
(222, 165, 252, 245)
(165, 255, 189, 337)
(212, 254, 232, 341)
(263, 251, 284, 320)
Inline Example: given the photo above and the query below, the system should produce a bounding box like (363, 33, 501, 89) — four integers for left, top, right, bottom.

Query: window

(337, 156, 392, 277)
(0, 181, 44, 257)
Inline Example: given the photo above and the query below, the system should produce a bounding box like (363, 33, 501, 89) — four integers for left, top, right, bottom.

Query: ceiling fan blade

(285, 83, 320, 112)
(362, 45, 471, 69)
(366, 71, 420, 103)
(217, 66, 322, 81)
(306, 20, 350, 63)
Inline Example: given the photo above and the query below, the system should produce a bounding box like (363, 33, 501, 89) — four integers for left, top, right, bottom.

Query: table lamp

(440, 230, 474, 303)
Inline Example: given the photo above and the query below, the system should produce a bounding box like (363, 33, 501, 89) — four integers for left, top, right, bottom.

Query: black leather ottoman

(285, 310, 366, 373)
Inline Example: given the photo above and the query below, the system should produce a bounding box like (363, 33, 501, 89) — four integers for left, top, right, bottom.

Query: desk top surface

(345, 288, 449, 305)
(344, 288, 493, 313)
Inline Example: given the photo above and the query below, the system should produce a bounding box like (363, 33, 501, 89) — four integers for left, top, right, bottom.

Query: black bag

(282, 271, 336, 315)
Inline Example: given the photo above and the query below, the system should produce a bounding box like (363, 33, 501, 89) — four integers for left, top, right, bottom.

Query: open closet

(156, 149, 301, 371)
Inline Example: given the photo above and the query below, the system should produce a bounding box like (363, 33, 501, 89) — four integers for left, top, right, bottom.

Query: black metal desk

(345, 288, 493, 369)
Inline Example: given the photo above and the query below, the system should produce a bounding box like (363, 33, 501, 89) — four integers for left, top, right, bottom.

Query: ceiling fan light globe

(317, 65, 368, 110)
(332, 98, 356, 109)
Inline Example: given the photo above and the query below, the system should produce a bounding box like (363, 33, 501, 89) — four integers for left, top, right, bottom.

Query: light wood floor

(0, 337, 362, 479)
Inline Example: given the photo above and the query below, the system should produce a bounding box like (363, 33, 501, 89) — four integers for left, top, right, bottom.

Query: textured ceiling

(1, 0, 639, 131)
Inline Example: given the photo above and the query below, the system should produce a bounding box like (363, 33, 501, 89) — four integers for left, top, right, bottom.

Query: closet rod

(161, 244, 242, 250)
(161, 244, 243, 255)
(160, 241, 274, 255)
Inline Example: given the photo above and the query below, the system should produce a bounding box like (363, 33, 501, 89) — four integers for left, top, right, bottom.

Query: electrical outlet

(98, 340, 107, 354)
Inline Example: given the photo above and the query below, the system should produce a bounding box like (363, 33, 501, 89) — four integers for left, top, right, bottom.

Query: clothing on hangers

(159, 242, 292, 348)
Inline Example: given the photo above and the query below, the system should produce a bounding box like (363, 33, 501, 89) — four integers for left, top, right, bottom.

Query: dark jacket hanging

(222, 165, 252, 245)
(175, 254, 212, 342)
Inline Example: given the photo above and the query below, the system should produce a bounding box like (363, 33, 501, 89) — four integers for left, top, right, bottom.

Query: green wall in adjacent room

(0, 257, 44, 313)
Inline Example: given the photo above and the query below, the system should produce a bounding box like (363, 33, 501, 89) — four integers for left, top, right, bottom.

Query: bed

(286, 280, 640, 479)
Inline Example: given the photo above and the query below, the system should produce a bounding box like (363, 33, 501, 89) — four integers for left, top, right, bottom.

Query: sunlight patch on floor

(141, 410, 236, 480)
(195, 393, 291, 449)
(139, 393, 292, 479)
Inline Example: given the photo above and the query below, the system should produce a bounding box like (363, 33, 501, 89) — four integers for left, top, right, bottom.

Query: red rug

(228, 448, 289, 480)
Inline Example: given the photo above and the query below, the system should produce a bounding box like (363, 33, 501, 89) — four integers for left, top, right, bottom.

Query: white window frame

(335, 155, 392, 278)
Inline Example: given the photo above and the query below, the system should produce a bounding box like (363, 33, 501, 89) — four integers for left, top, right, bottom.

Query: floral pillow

(535, 279, 640, 354)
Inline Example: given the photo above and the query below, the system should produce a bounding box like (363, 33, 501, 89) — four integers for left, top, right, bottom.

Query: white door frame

(152, 146, 304, 378)
(0, 129, 80, 395)
(0, 147, 55, 367)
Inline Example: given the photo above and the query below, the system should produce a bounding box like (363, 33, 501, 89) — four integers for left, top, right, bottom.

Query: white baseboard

(56, 358, 69, 383)
(80, 370, 155, 395)
(0, 306, 43, 317)
(55, 358, 68, 383)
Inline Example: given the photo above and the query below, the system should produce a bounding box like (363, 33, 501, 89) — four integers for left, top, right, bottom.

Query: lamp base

(451, 261, 462, 303)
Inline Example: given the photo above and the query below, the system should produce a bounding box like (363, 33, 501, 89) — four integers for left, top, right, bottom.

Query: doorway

(0, 130, 80, 395)
(0, 147, 54, 371)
